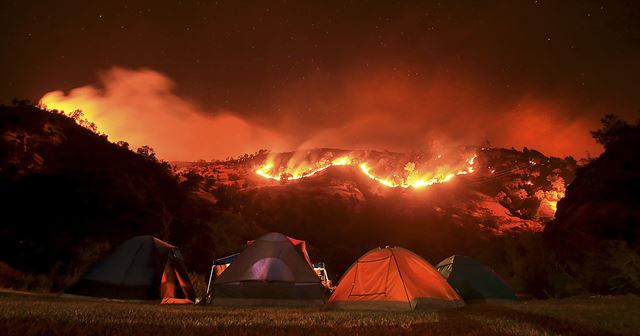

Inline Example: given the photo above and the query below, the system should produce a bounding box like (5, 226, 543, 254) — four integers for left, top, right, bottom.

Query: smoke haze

(40, 67, 603, 161)
(40, 68, 291, 161)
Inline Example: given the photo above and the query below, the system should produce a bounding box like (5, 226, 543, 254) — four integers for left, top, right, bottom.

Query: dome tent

(66, 236, 195, 304)
(328, 246, 464, 310)
(436, 255, 518, 303)
(212, 232, 325, 306)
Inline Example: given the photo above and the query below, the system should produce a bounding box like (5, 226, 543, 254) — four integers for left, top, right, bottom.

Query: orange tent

(328, 247, 464, 310)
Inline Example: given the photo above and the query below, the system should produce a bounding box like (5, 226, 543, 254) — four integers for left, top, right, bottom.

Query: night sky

(2, 1, 639, 160)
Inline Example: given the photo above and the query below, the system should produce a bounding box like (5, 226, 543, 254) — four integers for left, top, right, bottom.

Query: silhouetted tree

(590, 114, 634, 148)
(181, 171, 204, 191)
(116, 141, 130, 150)
(136, 145, 157, 161)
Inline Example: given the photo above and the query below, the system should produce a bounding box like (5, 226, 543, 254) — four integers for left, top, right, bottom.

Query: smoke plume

(40, 68, 290, 161)
(40, 66, 603, 161)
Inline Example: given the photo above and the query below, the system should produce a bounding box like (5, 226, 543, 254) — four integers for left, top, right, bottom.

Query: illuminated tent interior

(65, 236, 195, 304)
(328, 246, 464, 310)
(436, 255, 518, 303)
(211, 232, 326, 306)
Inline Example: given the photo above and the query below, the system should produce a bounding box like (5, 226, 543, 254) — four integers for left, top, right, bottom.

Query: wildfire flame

(256, 156, 353, 181)
(541, 190, 565, 213)
(359, 154, 476, 189)
(255, 152, 477, 189)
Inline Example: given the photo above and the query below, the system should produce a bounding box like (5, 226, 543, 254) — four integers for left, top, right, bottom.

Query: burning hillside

(254, 148, 476, 189)
(33, 90, 575, 236)
(174, 146, 575, 235)
(33, 69, 574, 217)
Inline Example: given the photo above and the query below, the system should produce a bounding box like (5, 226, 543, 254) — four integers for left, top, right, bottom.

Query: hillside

(170, 135, 578, 288)
(0, 104, 253, 291)
(545, 115, 640, 294)
(3, 104, 637, 298)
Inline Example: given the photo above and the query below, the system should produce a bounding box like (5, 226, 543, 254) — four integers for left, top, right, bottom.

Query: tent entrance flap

(350, 257, 390, 297)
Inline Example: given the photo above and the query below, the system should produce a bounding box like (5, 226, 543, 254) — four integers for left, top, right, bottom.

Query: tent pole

(206, 264, 215, 300)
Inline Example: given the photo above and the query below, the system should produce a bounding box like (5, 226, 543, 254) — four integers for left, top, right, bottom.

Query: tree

(136, 145, 157, 161)
(590, 114, 632, 148)
(67, 109, 98, 133)
(116, 141, 130, 150)
(181, 171, 204, 191)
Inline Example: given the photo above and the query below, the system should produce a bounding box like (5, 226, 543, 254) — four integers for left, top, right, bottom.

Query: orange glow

(39, 90, 108, 133)
(359, 163, 398, 188)
(256, 156, 352, 181)
(256, 153, 477, 189)
(37, 68, 290, 161)
(359, 154, 476, 189)
(534, 175, 566, 216)
(541, 189, 565, 214)
(36, 67, 604, 162)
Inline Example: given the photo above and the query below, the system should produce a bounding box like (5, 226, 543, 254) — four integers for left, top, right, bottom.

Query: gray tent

(212, 232, 325, 306)
(66, 236, 195, 303)
(436, 255, 517, 303)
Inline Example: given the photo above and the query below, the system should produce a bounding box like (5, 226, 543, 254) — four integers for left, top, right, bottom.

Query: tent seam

(390, 248, 412, 310)
(119, 239, 146, 290)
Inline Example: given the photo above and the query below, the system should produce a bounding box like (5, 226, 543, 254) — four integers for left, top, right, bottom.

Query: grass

(0, 291, 638, 335)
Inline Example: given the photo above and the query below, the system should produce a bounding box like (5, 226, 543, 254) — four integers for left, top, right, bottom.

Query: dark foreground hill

(0, 105, 253, 291)
(545, 115, 640, 294)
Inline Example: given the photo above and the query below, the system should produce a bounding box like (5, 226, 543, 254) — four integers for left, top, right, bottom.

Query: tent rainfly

(435, 255, 518, 303)
(205, 252, 240, 297)
(211, 232, 325, 306)
(328, 246, 464, 311)
(66, 235, 195, 304)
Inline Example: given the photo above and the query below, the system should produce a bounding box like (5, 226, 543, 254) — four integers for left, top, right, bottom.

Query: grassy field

(0, 291, 638, 335)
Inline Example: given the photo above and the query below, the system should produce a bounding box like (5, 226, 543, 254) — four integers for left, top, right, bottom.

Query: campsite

(2, 229, 640, 335)
(2, 1, 640, 335)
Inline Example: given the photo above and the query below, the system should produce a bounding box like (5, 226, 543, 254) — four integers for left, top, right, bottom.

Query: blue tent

(436, 255, 517, 303)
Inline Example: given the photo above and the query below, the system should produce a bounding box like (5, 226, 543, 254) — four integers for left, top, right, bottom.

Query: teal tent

(435, 255, 517, 303)
(66, 236, 195, 303)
